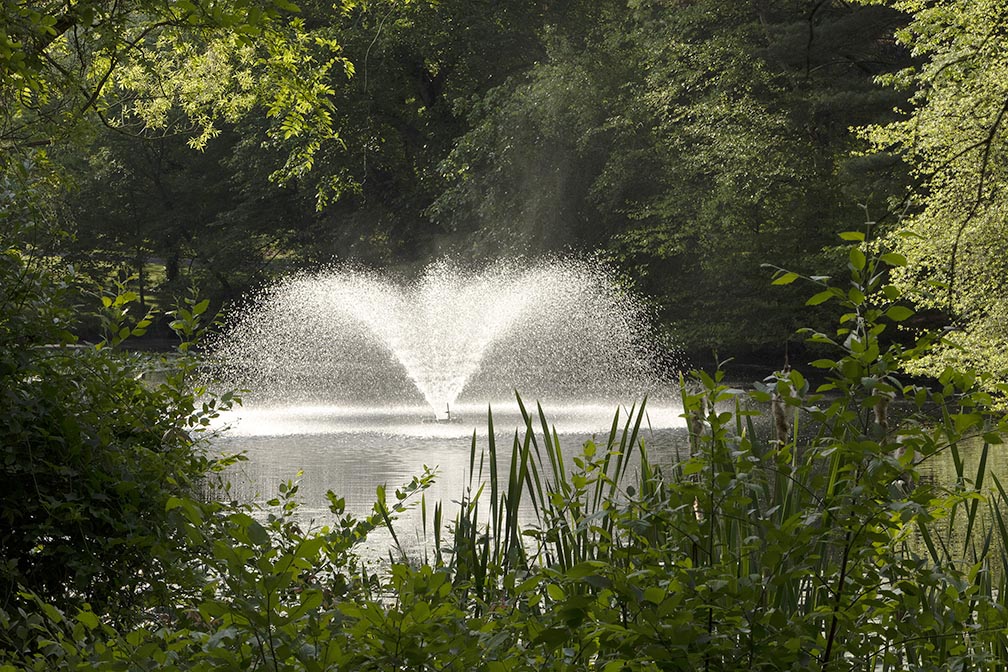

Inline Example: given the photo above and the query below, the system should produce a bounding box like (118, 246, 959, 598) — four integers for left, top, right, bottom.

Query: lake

(209, 398, 687, 556)
(209, 395, 1003, 561)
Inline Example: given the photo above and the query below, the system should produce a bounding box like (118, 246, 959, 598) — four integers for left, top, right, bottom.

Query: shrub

(0, 183, 236, 632)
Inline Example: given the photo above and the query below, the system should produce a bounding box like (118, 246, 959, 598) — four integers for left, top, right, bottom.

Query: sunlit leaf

(806, 289, 835, 306)
(849, 247, 866, 270)
(772, 272, 800, 285)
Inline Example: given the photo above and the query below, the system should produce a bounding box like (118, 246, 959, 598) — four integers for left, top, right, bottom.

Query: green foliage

(6, 1, 1008, 666)
(0, 173, 240, 632)
(54, 123, 319, 312)
(283, 0, 556, 254)
(430, 0, 912, 354)
(19, 0, 917, 358)
(5, 241, 1007, 670)
(1, 0, 353, 192)
(44, 0, 560, 300)
(861, 0, 1008, 393)
(8, 0, 923, 360)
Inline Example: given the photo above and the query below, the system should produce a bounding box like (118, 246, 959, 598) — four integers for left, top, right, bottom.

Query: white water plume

(207, 258, 675, 417)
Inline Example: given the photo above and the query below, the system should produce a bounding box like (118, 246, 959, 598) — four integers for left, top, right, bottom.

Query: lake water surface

(209, 397, 1004, 560)
(210, 399, 687, 554)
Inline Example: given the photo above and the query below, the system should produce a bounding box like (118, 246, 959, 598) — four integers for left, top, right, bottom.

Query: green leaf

(412, 600, 431, 622)
(849, 247, 866, 270)
(839, 231, 865, 241)
(76, 608, 100, 630)
(983, 431, 1003, 445)
(289, 589, 324, 620)
(806, 290, 835, 306)
(886, 306, 915, 322)
(533, 627, 570, 646)
(643, 586, 665, 604)
(880, 252, 908, 267)
(772, 271, 800, 286)
(39, 601, 64, 624)
(247, 520, 270, 546)
(954, 413, 983, 433)
(682, 458, 704, 476)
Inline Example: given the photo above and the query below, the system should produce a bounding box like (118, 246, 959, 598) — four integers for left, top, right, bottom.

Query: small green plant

(398, 224, 1008, 670)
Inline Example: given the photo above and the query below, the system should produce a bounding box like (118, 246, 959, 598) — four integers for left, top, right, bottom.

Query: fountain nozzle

(435, 402, 451, 423)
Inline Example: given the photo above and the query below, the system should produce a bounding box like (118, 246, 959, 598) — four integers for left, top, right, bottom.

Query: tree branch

(946, 95, 1008, 312)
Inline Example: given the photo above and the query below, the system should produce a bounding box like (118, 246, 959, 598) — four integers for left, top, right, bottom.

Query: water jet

(208, 257, 676, 424)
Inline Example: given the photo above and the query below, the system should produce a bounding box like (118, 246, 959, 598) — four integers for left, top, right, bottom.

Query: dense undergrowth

(3, 231, 1008, 671)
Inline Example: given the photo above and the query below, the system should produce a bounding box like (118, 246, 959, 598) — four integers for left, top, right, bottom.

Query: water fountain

(208, 257, 677, 424)
(206, 258, 686, 533)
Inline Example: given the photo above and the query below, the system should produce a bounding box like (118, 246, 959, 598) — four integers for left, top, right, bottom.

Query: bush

(0, 179, 236, 633)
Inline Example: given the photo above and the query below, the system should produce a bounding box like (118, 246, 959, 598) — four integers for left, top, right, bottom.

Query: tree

(2, 0, 360, 325)
(1, 0, 351, 187)
(430, 0, 911, 358)
(58, 121, 318, 312)
(862, 0, 1008, 390)
(46, 0, 558, 289)
(282, 0, 554, 263)
(0, 0, 317, 629)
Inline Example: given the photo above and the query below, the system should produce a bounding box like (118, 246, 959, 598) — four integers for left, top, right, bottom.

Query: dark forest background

(36, 0, 915, 366)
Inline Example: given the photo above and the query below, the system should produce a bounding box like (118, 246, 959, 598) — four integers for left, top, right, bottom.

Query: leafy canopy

(1, 0, 354, 180)
(862, 0, 1008, 390)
